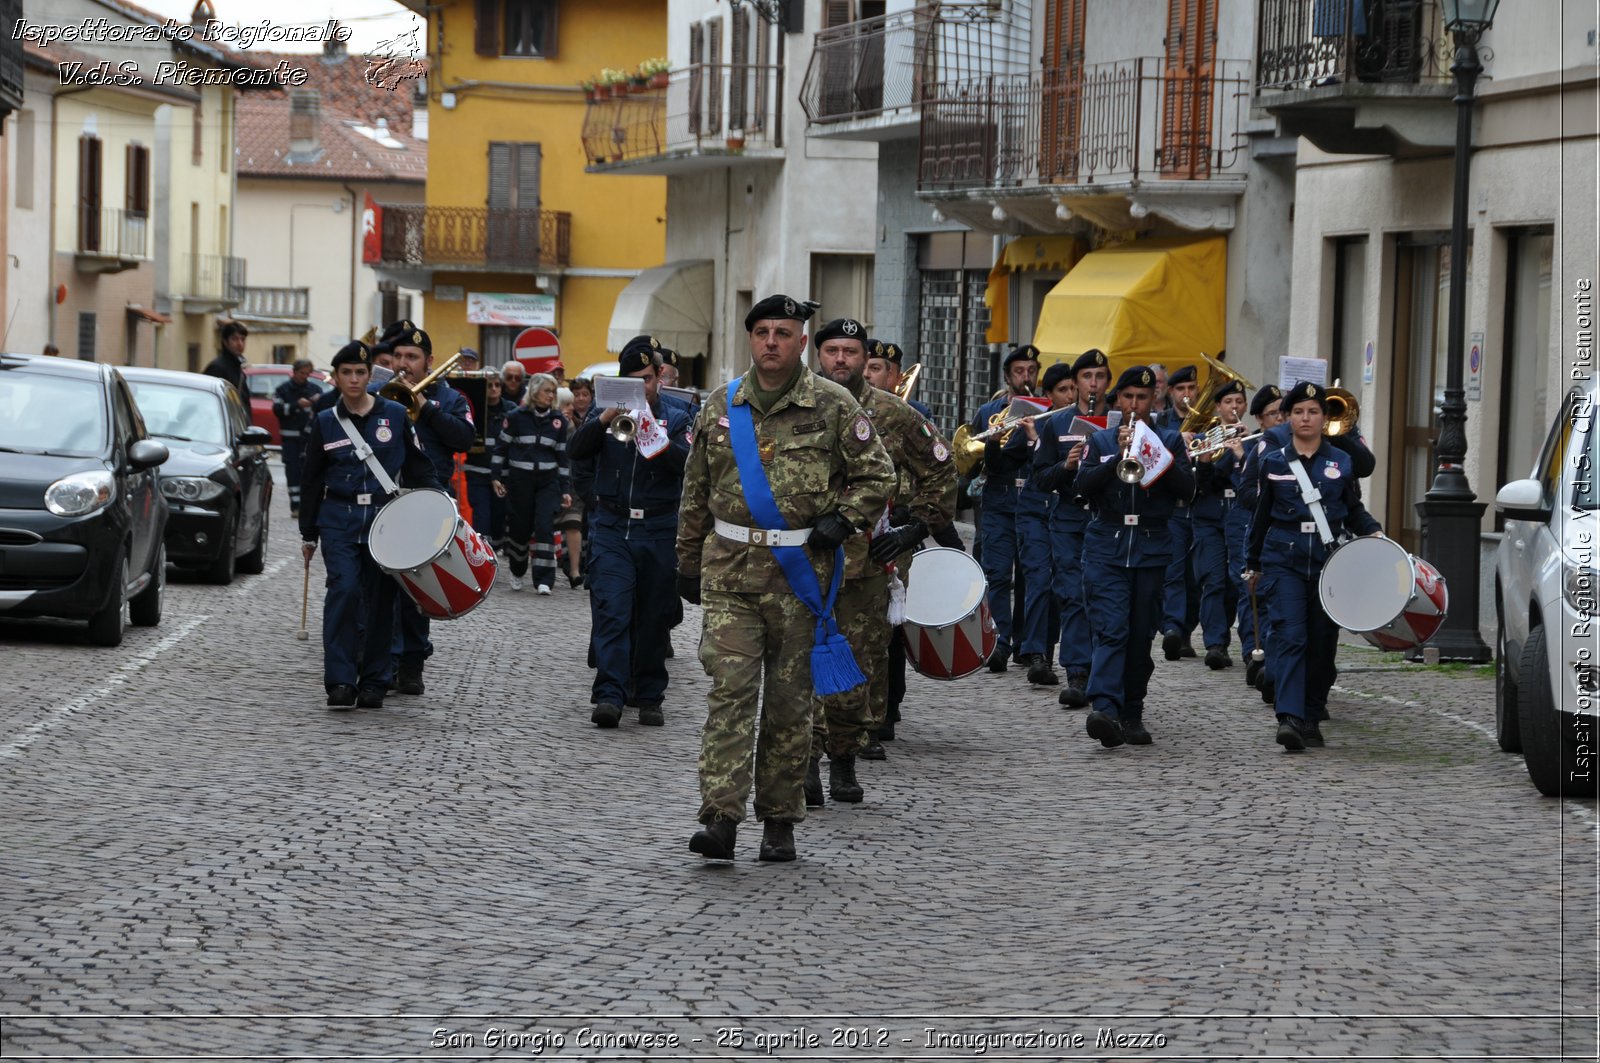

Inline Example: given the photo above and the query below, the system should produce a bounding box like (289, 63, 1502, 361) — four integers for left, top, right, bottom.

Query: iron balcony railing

(918, 57, 1250, 191)
(237, 286, 310, 321)
(183, 254, 247, 302)
(1255, 0, 1450, 92)
(800, 1, 1031, 126)
(78, 207, 148, 258)
(376, 206, 572, 269)
(0, 0, 22, 114)
(581, 63, 783, 168)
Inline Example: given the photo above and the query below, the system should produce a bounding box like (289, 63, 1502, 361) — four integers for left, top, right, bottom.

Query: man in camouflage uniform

(677, 295, 895, 863)
(808, 323, 957, 805)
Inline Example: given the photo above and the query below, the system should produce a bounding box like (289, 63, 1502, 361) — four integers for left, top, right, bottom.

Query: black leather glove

(677, 574, 701, 605)
(868, 519, 928, 565)
(808, 512, 856, 552)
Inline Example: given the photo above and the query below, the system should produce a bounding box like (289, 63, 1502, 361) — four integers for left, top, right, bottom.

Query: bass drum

(901, 547, 996, 680)
(1318, 535, 1447, 651)
(368, 488, 497, 620)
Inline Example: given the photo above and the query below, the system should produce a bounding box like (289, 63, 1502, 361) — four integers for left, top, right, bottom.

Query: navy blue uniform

(494, 404, 570, 587)
(1247, 441, 1380, 721)
(298, 396, 438, 693)
(1235, 437, 1273, 667)
(1033, 404, 1100, 680)
(1190, 444, 1240, 652)
(272, 377, 321, 514)
(973, 396, 1030, 656)
(1003, 422, 1057, 662)
(465, 396, 515, 554)
(568, 399, 692, 712)
(1075, 421, 1195, 723)
(396, 381, 475, 671)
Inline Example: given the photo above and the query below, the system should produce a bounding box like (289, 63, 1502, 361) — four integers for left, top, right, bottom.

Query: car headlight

(44, 471, 116, 517)
(160, 477, 226, 503)
(1567, 564, 1599, 615)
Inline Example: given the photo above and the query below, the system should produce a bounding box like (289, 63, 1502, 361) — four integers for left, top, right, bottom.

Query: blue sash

(725, 379, 866, 696)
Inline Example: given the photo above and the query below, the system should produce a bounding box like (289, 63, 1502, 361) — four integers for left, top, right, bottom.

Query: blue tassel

(810, 622, 867, 696)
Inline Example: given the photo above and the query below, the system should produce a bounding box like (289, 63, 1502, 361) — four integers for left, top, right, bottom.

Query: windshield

(128, 382, 228, 445)
(0, 369, 108, 456)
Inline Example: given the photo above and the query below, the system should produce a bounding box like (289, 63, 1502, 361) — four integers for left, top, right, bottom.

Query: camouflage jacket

(677, 368, 895, 593)
(842, 375, 958, 580)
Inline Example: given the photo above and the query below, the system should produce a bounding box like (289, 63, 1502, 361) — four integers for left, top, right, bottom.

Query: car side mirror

(1495, 478, 1551, 523)
(238, 426, 273, 447)
(127, 439, 169, 470)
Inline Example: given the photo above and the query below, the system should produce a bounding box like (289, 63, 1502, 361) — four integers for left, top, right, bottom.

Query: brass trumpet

(378, 350, 465, 421)
(1116, 420, 1146, 484)
(609, 412, 637, 444)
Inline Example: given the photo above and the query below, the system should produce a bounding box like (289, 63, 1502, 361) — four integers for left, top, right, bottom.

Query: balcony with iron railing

(582, 64, 784, 174)
(1254, 0, 1456, 155)
(373, 206, 572, 273)
(800, 1, 1031, 140)
(917, 57, 1250, 231)
(180, 254, 247, 310)
(76, 208, 149, 273)
(235, 287, 311, 325)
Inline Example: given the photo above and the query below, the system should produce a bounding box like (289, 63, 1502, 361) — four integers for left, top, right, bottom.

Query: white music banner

(1130, 419, 1174, 488)
(633, 408, 670, 459)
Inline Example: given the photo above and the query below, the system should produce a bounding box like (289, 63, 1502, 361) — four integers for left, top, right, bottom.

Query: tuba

(893, 362, 922, 402)
(1179, 350, 1256, 439)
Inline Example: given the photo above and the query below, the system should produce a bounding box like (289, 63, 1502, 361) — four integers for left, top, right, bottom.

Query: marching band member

(1190, 379, 1248, 669)
(1033, 349, 1112, 708)
(298, 342, 438, 709)
(1245, 381, 1382, 751)
(1074, 366, 1195, 748)
(1008, 363, 1075, 686)
(1159, 364, 1201, 661)
(464, 372, 515, 559)
(1235, 385, 1284, 692)
(569, 336, 693, 729)
(492, 373, 570, 594)
(971, 344, 1042, 672)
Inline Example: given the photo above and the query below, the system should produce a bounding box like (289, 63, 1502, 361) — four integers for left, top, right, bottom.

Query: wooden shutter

(516, 143, 541, 210)
(539, 0, 558, 58)
(78, 135, 101, 253)
(689, 22, 704, 135)
(729, 9, 748, 130)
(823, 0, 852, 28)
(1040, 0, 1086, 181)
(707, 18, 723, 134)
(125, 144, 148, 215)
(475, 0, 499, 56)
(751, 17, 768, 132)
(1161, 0, 1215, 177)
(487, 141, 512, 207)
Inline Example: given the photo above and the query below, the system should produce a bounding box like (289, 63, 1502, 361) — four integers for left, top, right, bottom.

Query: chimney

(189, 0, 215, 30)
(323, 21, 347, 62)
(288, 90, 321, 162)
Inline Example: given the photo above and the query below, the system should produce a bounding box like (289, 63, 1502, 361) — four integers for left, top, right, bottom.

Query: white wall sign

(1361, 340, 1375, 385)
(466, 292, 556, 327)
(1467, 331, 1484, 401)
(1278, 356, 1328, 391)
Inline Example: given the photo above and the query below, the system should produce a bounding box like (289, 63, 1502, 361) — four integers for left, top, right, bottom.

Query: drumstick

(296, 557, 310, 641)
(1247, 576, 1265, 663)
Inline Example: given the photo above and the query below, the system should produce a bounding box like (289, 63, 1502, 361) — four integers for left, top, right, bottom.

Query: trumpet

(609, 411, 637, 444)
(1116, 423, 1145, 484)
(378, 350, 465, 421)
(1187, 425, 1265, 460)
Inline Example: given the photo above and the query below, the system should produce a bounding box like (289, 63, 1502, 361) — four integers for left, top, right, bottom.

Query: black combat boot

(689, 818, 737, 860)
(1026, 655, 1060, 685)
(1204, 646, 1231, 670)
(1303, 718, 1325, 748)
(860, 735, 887, 761)
(1162, 632, 1183, 661)
(1245, 658, 1265, 688)
(804, 757, 824, 808)
(1085, 710, 1125, 748)
(396, 664, 425, 696)
(1058, 672, 1089, 708)
(987, 645, 1010, 673)
(759, 819, 796, 862)
(829, 755, 864, 803)
(356, 685, 385, 709)
(591, 702, 623, 728)
(1275, 714, 1306, 752)
(1122, 718, 1152, 745)
(326, 684, 357, 709)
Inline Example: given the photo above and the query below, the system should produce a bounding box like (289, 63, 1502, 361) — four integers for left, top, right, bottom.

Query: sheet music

(594, 375, 648, 411)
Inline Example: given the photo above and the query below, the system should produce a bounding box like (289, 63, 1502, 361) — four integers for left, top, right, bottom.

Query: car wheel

(238, 508, 268, 575)
(129, 544, 165, 627)
(1516, 623, 1598, 798)
(86, 551, 128, 648)
(1494, 608, 1521, 753)
(204, 508, 238, 585)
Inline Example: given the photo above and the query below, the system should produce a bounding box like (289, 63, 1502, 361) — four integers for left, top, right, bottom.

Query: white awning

(606, 260, 714, 357)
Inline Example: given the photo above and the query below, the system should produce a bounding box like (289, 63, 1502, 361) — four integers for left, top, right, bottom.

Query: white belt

(714, 517, 813, 548)
(280, 429, 301, 438)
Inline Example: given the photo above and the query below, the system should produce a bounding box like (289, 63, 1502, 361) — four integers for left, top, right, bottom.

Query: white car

(1494, 385, 1599, 797)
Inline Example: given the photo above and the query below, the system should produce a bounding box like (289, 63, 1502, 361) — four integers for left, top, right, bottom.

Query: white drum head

(1320, 535, 1414, 632)
(369, 489, 458, 570)
(903, 547, 986, 627)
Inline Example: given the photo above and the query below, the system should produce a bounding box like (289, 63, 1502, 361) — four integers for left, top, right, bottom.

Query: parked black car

(119, 367, 273, 585)
(0, 354, 169, 646)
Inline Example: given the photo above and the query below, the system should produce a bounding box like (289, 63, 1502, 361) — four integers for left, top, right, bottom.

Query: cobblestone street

(2, 461, 1596, 1060)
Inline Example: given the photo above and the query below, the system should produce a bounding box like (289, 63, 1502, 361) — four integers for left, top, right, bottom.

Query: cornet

(1116, 417, 1145, 484)
(609, 411, 637, 444)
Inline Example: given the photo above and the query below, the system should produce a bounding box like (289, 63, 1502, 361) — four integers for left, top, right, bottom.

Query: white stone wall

(6, 70, 58, 357)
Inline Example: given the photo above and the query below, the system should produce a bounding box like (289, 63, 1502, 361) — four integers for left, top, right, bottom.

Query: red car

(243, 364, 330, 447)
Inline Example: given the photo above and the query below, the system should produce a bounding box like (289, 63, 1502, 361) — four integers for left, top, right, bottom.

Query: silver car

(1494, 385, 1599, 797)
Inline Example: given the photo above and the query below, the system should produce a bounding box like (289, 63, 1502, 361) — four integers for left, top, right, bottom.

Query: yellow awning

(1032, 235, 1227, 380)
(984, 236, 1087, 345)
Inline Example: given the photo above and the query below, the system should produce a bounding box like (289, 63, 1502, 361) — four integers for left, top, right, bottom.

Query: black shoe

(1059, 672, 1089, 708)
(987, 646, 1010, 673)
(567, 571, 583, 589)
(1260, 676, 1276, 704)
(1026, 655, 1060, 685)
(664, 643, 675, 659)
(1275, 714, 1306, 752)
(591, 702, 623, 728)
(1303, 719, 1325, 748)
(804, 757, 824, 808)
(1179, 641, 1197, 658)
(1123, 719, 1152, 745)
(860, 737, 887, 761)
(356, 686, 385, 709)
(1312, 705, 1330, 722)
(326, 684, 357, 709)
(1246, 658, 1265, 688)
(1162, 632, 1183, 661)
(1086, 710, 1125, 748)
(759, 819, 796, 862)
(637, 704, 664, 727)
(1204, 647, 1231, 670)
(829, 754, 864, 803)
(876, 720, 895, 741)
(690, 819, 737, 860)
(396, 665, 424, 696)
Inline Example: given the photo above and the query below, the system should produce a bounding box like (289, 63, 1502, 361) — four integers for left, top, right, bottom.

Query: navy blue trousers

(978, 502, 1020, 649)
(1263, 562, 1339, 720)
(587, 516, 677, 708)
(321, 533, 398, 691)
(1162, 512, 1194, 636)
(1084, 563, 1165, 722)
(1016, 504, 1055, 658)
(1192, 517, 1231, 649)
(1049, 517, 1091, 673)
(466, 478, 508, 552)
(282, 432, 306, 511)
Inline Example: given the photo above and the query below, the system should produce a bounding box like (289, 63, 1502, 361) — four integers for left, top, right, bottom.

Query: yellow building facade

(395, 0, 666, 375)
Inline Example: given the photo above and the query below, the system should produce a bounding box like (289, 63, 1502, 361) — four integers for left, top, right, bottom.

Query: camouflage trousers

(697, 589, 817, 825)
(811, 569, 890, 759)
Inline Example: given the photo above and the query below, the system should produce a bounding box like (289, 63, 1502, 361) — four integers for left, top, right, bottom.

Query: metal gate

(916, 267, 993, 434)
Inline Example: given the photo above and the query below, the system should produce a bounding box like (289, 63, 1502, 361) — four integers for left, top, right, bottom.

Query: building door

(487, 142, 541, 263)
(1040, 0, 1086, 182)
(809, 253, 875, 329)
(1161, 0, 1218, 178)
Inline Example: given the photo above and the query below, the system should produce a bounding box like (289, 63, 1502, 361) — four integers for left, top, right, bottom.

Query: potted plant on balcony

(641, 57, 670, 89)
(581, 78, 598, 101)
(602, 68, 629, 97)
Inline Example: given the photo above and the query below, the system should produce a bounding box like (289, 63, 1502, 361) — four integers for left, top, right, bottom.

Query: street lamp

(1415, 0, 1498, 662)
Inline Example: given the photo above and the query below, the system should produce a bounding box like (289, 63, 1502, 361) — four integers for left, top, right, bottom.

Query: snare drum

(368, 488, 497, 620)
(1318, 535, 1448, 651)
(901, 547, 996, 680)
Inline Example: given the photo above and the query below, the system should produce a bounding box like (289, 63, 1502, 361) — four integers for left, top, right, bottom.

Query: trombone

(378, 351, 465, 421)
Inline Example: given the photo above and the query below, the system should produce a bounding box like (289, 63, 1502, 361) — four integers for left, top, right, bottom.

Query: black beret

(1167, 365, 1197, 387)
(1282, 380, 1328, 413)
(330, 341, 371, 369)
(1004, 344, 1040, 368)
(814, 318, 868, 348)
(871, 341, 904, 364)
(618, 334, 661, 375)
(1215, 379, 1245, 401)
(744, 294, 818, 332)
(1115, 365, 1157, 392)
(377, 321, 431, 356)
(1250, 385, 1283, 417)
(1070, 349, 1108, 378)
(1040, 363, 1073, 393)
(654, 347, 683, 368)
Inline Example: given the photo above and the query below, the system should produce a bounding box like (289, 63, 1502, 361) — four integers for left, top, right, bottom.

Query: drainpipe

(342, 181, 359, 340)
(47, 83, 96, 351)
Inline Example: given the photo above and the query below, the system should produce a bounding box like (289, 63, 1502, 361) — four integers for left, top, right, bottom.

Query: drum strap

(333, 406, 401, 497)
(1285, 451, 1334, 546)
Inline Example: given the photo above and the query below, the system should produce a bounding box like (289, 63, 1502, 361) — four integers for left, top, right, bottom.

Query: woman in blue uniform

(1245, 381, 1381, 751)
(492, 373, 570, 593)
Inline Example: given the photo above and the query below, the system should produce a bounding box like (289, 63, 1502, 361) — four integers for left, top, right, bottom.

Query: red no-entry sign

(513, 327, 562, 375)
